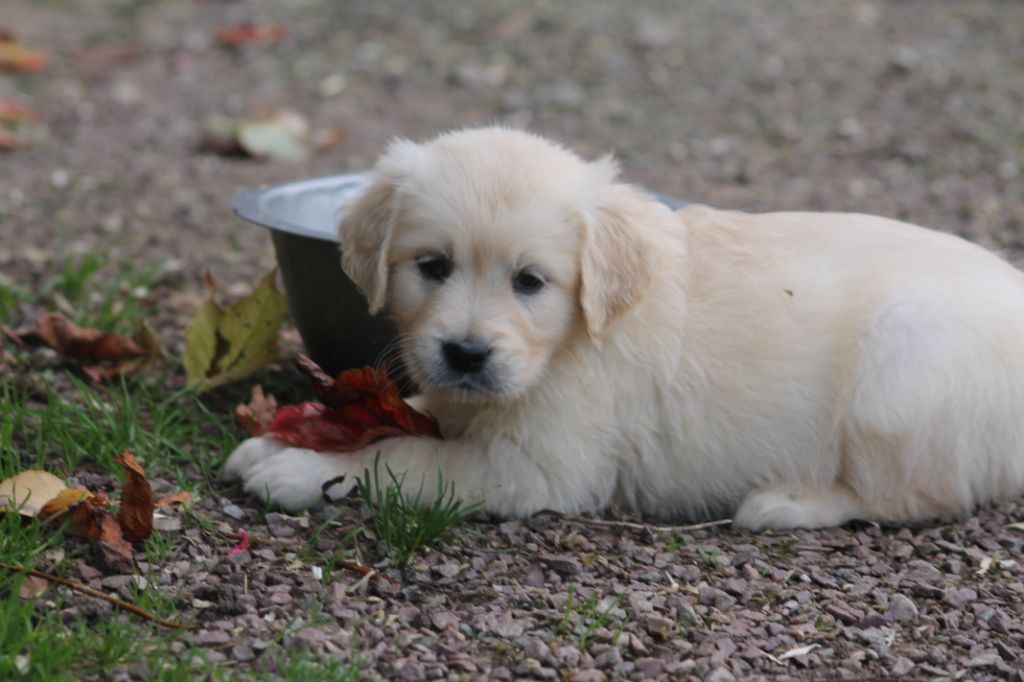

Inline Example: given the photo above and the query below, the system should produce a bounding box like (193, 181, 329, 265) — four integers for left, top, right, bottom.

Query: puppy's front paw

(222, 436, 288, 482)
(239, 448, 365, 513)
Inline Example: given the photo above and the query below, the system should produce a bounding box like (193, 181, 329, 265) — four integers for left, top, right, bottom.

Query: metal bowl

(234, 172, 686, 375)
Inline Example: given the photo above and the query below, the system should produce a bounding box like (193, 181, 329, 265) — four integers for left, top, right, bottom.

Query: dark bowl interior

(234, 172, 686, 377)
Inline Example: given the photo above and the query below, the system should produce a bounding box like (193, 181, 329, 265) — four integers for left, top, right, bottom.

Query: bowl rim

(233, 171, 688, 244)
(232, 172, 371, 243)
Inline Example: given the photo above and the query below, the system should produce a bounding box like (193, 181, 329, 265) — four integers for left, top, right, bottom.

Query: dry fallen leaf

(155, 491, 192, 508)
(116, 450, 154, 543)
(38, 488, 93, 518)
(200, 111, 339, 162)
(266, 355, 442, 452)
(216, 22, 287, 47)
(98, 512, 134, 572)
(0, 37, 48, 73)
(183, 271, 287, 393)
(3, 312, 151, 361)
(0, 470, 68, 516)
(81, 321, 162, 382)
(235, 385, 278, 436)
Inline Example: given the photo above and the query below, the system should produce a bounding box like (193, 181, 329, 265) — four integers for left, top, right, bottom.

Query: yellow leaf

(38, 488, 94, 519)
(184, 271, 288, 393)
(0, 470, 67, 517)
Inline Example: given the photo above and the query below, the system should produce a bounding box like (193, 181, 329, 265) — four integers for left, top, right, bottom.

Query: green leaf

(183, 271, 288, 393)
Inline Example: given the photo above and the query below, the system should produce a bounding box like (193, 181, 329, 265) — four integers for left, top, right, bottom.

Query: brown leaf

(3, 312, 148, 361)
(235, 385, 278, 436)
(59, 493, 111, 541)
(98, 513, 134, 572)
(81, 321, 162, 381)
(216, 22, 287, 47)
(116, 450, 154, 543)
(155, 491, 191, 508)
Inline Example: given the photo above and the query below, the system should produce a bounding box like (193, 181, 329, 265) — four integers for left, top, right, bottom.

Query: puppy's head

(339, 127, 660, 401)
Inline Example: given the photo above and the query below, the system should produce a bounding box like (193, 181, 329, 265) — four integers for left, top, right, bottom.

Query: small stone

(222, 504, 245, 520)
(698, 585, 737, 609)
(523, 638, 551, 661)
(431, 610, 459, 630)
(232, 644, 254, 662)
(555, 645, 581, 668)
(943, 587, 977, 608)
(965, 651, 1000, 668)
(100, 575, 134, 589)
(76, 563, 103, 581)
(540, 554, 581, 575)
(435, 562, 461, 578)
(905, 560, 942, 581)
(706, 667, 736, 682)
(639, 613, 675, 641)
(192, 630, 231, 647)
(891, 657, 915, 676)
(634, 658, 664, 678)
(889, 594, 918, 622)
(569, 670, 606, 682)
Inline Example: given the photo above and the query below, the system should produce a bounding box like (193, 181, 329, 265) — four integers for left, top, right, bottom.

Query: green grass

(559, 583, 626, 650)
(357, 455, 479, 566)
(0, 252, 160, 332)
(1, 374, 236, 483)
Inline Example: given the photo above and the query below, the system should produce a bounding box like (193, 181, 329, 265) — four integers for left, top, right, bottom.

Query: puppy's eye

(513, 270, 545, 295)
(416, 255, 452, 282)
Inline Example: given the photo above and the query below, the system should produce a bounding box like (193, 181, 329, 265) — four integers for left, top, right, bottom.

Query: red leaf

(266, 356, 441, 452)
(116, 450, 154, 543)
(216, 23, 287, 47)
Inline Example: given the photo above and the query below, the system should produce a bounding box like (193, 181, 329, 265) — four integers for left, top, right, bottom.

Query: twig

(568, 517, 733, 534)
(0, 562, 191, 630)
(337, 559, 398, 585)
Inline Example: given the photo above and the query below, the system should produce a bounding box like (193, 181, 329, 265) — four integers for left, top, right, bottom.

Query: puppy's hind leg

(733, 484, 865, 530)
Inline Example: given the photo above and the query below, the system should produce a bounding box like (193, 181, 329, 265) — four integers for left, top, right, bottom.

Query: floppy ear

(338, 139, 422, 314)
(578, 179, 659, 340)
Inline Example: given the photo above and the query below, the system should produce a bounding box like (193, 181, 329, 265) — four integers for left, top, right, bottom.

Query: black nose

(442, 339, 492, 374)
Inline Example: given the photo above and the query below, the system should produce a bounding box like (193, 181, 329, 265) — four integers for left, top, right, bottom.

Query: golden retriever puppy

(224, 127, 1024, 529)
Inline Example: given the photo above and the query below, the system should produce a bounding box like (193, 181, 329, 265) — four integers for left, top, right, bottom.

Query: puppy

(224, 127, 1024, 530)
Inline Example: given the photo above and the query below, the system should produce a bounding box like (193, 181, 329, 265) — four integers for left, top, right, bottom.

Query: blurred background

(2, 0, 1022, 286)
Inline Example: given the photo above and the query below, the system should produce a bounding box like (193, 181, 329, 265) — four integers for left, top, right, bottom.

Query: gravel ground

(3, 0, 1024, 679)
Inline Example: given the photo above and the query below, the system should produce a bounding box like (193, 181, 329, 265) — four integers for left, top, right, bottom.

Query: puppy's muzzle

(442, 338, 492, 375)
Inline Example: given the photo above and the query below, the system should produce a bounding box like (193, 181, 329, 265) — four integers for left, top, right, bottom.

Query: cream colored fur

(224, 127, 1024, 529)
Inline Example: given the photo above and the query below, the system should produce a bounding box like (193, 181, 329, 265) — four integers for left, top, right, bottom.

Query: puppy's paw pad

(222, 436, 287, 481)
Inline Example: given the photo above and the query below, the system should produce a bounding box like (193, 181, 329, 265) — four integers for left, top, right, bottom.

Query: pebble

(943, 587, 977, 608)
(706, 666, 736, 682)
(540, 554, 582, 575)
(889, 594, 918, 622)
